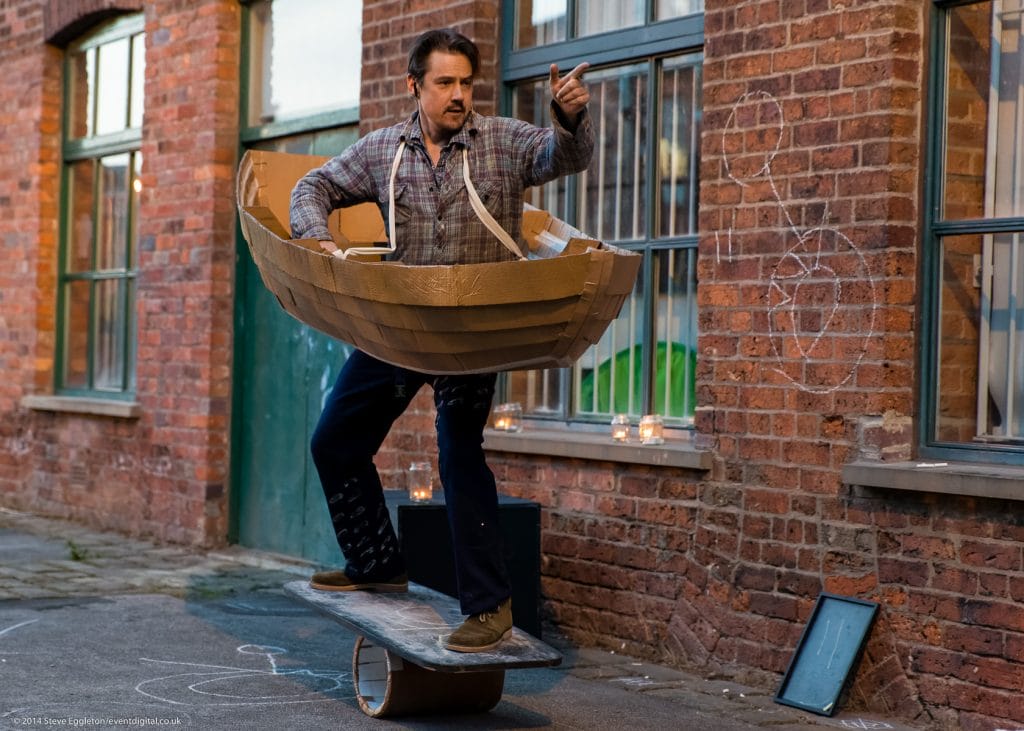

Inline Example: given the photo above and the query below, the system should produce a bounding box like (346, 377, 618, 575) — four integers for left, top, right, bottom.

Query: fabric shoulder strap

(333, 141, 405, 259)
(462, 149, 526, 260)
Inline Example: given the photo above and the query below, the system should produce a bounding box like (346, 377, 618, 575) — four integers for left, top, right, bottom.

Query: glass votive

(492, 402, 523, 432)
(407, 462, 433, 502)
(611, 414, 631, 442)
(638, 414, 664, 445)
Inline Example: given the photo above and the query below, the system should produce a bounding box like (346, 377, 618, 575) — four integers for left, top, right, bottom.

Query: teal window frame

(921, 0, 1024, 464)
(56, 14, 145, 400)
(499, 1, 704, 432)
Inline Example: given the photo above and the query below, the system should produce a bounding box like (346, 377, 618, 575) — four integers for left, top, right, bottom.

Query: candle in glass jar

(492, 403, 523, 432)
(407, 462, 432, 502)
(638, 414, 664, 445)
(611, 414, 630, 442)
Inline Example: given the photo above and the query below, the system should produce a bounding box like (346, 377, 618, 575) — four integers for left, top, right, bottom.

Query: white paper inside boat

(236, 149, 641, 375)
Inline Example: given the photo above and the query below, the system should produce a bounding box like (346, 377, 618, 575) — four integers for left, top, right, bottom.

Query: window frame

(56, 13, 145, 401)
(499, 2, 704, 434)
(920, 0, 1024, 464)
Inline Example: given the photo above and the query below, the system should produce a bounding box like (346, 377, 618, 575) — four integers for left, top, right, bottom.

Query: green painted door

(231, 126, 358, 565)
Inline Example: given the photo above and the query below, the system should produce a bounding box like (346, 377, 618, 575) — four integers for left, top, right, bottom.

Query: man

(289, 28, 592, 653)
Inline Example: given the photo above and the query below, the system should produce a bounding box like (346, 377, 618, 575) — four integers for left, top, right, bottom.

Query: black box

(384, 490, 542, 638)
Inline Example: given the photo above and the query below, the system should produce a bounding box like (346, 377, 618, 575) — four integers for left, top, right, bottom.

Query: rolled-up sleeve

(517, 105, 595, 188)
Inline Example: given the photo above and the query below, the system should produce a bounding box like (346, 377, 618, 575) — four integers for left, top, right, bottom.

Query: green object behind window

(579, 342, 696, 418)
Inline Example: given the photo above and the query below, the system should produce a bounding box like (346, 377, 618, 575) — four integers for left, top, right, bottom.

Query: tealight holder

(492, 402, 523, 432)
(407, 462, 433, 502)
(610, 414, 631, 442)
(638, 414, 664, 445)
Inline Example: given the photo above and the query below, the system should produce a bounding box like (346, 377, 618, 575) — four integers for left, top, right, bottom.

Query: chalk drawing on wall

(135, 643, 352, 707)
(719, 90, 879, 394)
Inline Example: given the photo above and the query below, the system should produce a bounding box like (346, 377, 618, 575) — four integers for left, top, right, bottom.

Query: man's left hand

(549, 62, 590, 122)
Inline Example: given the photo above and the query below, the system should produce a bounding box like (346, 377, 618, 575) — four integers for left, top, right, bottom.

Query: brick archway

(43, 0, 142, 46)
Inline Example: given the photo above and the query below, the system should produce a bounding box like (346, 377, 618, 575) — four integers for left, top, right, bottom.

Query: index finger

(562, 62, 590, 83)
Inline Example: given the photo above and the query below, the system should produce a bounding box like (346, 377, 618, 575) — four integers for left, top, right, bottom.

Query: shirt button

(437, 214, 443, 221)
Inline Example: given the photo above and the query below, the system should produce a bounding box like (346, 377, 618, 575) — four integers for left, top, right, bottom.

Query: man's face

(407, 50, 474, 143)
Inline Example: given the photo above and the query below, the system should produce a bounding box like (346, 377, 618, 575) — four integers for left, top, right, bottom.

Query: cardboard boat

(236, 149, 641, 374)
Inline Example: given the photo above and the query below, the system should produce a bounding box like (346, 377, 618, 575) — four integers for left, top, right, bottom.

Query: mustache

(445, 102, 465, 112)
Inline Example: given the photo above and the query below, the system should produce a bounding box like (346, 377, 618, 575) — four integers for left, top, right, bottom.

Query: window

(58, 15, 145, 397)
(501, 2, 704, 430)
(925, 0, 1024, 460)
(243, 0, 362, 140)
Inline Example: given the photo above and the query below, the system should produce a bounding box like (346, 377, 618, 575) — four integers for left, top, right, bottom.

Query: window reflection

(578, 64, 648, 243)
(67, 24, 144, 141)
(515, 0, 567, 48)
(67, 160, 95, 274)
(247, 0, 362, 126)
(658, 54, 701, 237)
(931, 1, 1024, 450)
(96, 37, 130, 135)
(130, 34, 145, 129)
(94, 279, 126, 391)
(942, 1, 1024, 220)
(577, 0, 644, 37)
(97, 154, 130, 271)
(656, 0, 704, 21)
(68, 48, 95, 138)
(63, 280, 90, 389)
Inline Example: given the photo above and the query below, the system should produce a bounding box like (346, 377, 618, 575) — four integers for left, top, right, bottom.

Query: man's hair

(407, 28, 480, 87)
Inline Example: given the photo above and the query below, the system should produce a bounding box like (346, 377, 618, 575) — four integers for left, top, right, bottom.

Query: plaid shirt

(289, 107, 594, 265)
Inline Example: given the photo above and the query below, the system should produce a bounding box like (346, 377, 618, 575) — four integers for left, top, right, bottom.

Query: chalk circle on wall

(774, 593, 880, 717)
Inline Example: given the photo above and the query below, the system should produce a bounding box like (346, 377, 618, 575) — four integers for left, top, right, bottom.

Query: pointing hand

(549, 62, 590, 121)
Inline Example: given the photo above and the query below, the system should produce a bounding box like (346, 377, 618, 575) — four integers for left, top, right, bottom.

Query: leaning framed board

(774, 593, 880, 716)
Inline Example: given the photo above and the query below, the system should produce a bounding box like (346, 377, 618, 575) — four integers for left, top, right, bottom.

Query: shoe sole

(309, 580, 408, 593)
(444, 628, 512, 653)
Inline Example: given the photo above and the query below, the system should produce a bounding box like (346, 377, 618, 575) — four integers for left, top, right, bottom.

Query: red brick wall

(697, 1, 926, 714)
(1, 0, 239, 547)
(0, 0, 60, 497)
(133, 0, 240, 544)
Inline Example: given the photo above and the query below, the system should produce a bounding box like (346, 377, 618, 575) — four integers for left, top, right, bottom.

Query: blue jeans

(310, 350, 511, 616)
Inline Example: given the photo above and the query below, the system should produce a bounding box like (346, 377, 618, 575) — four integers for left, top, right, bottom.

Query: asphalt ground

(0, 507, 925, 731)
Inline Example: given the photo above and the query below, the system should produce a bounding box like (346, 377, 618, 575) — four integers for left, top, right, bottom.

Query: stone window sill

(483, 428, 712, 470)
(843, 459, 1024, 502)
(21, 395, 142, 419)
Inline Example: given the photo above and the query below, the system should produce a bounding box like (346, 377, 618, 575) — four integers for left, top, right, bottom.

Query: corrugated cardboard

(236, 149, 641, 375)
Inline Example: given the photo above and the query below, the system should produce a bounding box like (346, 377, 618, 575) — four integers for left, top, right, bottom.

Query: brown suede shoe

(445, 598, 513, 653)
(309, 568, 408, 593)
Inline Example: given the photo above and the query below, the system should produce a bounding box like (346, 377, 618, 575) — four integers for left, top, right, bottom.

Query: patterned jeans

(310, 350, 512, 616)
